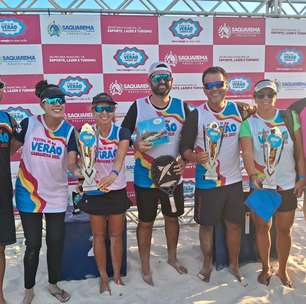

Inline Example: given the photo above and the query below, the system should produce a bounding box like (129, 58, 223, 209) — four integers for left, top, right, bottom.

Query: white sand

(3, 209, 306, 304)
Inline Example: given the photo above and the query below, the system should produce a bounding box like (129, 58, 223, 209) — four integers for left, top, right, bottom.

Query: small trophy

(262, 127, 284, 189)
(78, 123, 99, 191)
(203, 122, 223, 180)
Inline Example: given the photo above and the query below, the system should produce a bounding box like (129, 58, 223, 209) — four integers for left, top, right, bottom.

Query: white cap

(254, 79, 277, 94)
(148, 61, 172, 77)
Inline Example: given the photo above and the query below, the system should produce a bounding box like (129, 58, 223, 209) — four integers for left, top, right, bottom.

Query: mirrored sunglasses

(42, 97, 66, 105)
(255, 92, 276, 99)
(93, 104, 115, 113)
(150, 73, 173, 85)
(204, 81, 225, 90)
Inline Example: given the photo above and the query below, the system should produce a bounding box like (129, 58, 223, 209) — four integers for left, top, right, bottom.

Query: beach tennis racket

(151, 155, 181, 213)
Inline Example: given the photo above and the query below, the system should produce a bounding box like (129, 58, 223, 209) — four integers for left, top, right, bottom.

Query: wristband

(298, 175, 305, 180)
(111, 169, 119, 176)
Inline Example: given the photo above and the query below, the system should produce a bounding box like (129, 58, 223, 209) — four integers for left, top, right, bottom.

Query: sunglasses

(255, 92, 276, 99)
(150, 73, 172, 85)
(0, 81, 5, 89)
(93, 104, 115, 113)
(42, 97, 66, 105)
(204, 81, 225, 90)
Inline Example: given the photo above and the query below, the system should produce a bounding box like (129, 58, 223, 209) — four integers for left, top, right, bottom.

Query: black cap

(0, 80, 5, 89)
(40, 85, 65, 99)
(92, 93, 117, 105)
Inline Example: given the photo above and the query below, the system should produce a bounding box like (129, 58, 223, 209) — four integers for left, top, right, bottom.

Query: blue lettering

(0, 132, 9, 143)
(31, 141, 63, 156)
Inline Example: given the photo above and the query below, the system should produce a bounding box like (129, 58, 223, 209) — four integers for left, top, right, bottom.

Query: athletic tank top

(15, 115, 74, 213)
(195, 101, 242, 189)
(134, 96, 186, 188)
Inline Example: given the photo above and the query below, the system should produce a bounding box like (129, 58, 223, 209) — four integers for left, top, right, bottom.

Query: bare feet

(257, 270, 272, 286)
(276, 271, 293, 288)
(229, 266, 242, 282)
(197, 267, 213, 283)
(48, 284, 71, 303)
(0, 295, 6, 304)
(168, 259, 188, 274)
(142, 272, 154, 286)
(113, 277, 125, 286)
(99, 277, 111, 295)
(22, 288, 34, 304)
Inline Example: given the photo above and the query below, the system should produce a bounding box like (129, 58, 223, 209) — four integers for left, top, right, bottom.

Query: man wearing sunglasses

(180, 66, 245, 283)
(0, 80, 17, 304)
(122, 62, 190, 286)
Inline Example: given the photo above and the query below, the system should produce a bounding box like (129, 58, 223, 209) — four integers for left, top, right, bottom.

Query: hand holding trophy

(202, 122, 223, 180)
(262, 126, 285, 189)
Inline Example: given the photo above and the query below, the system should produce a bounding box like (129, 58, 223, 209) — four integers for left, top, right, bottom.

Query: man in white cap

(122, 62, 189, 285)
(0, 80, 17, 304)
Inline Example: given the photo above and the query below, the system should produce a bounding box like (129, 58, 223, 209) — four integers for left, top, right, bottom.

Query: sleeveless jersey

(15, 115, 74, 213)
(134, 96, 186, 188)
(86, 123, 127, 196)
(195, 101, 243, 189)
(243, 110, 296, 190)
(0, 111, 14, 208)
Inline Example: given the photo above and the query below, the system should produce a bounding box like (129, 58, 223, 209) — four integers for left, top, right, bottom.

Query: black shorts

(135, 183, 184, 222)
(194, 182, 244, 226)
(277, 188, 297, 212)
(79, 188, 130, 216)
(0, 206, 16, 246)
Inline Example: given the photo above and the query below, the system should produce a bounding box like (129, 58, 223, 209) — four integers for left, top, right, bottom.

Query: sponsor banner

(183, 179, 195, 200)
(171, 73, 204, 101)
(104, 74, 150, 101)
(42, 44, 102, 74)
(126, 181, 136, 205)
(185, 100, 204, 111)
(0, 75, 42, 104)
(0, 103, 43, 119)
(0, 44, 43, 75)
(115, 101, 133, 125)
(265, 72, 306, 99)
(0, 15, 41, 44)
(214, 17, 265, 45)
(266, 18, 306, 46)
(102, 44, 158, 73)
(159, 16, 213, 45)
(40, 15, 101, 44)
(44, 74, 103, 103)
(125, 154, 135, 183)
(65, 103, 94, 130)
(275, 99, 296, 109)
(101, 15, 158, 44)
(213, 45, 265, 72)
(159, 45, 213, 73)
(265, 46, 306, 72)
(10, 161, 20, 189)
(183, 163, 195, 179)
(227, 73, 264, 99)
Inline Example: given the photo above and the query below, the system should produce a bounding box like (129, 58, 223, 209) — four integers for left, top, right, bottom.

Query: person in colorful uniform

(0, 80, 18, 304)
(78, 93, 130, 295)
(121, 62, 189, 285)
(240, 79, 305, 287)
(180, 66, 245, 283)
(13, 80, 80, 304)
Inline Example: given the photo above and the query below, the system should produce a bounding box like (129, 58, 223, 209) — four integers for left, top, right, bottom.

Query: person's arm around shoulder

(97, 127, 131, 190)
(239, 119, 263, 189)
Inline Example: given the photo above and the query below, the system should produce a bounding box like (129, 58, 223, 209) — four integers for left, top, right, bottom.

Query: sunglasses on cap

(42, 96, 66, 105)
(255, 92, 276, 99)
(93, 104, 115, 113)
(150, 73, 173, 85)
(203, 81, 225, 90)
(0, 81, 5, 89)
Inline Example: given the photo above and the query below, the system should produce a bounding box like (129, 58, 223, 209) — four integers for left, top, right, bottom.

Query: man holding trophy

(122, 62, 189, 285)
(240, 79, 305, 287)
(180, 66, 245, 282)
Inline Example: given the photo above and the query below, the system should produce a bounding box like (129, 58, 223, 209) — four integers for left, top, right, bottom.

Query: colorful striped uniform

(134, 96, 186, 188)
(85, 123, 127, 196)
(15, 115, 74, 213)
(195, 101, 243, 189)
(239, 110, 300, 190)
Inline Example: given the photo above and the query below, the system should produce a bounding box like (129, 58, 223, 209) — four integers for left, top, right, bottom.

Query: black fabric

(20, 211, 65, 289)
(40, 86, 65, 99)
(13, 117, 28, 143)
(118, 127, 131, 141)
(135, 183, 184, 222)
(121, 101, 137, 135)
(277, 188, 297, 212)
(78, 189, 130, 215)
(67, 127, 78, 153)
(236, 101, 257, 120)
(0, 209, 16, 246)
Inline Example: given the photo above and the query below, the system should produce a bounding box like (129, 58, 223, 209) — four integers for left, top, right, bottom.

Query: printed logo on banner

(0, 55, 36, 66)
(164, 51, 209, 67)
(0, 19, 25, 37)
(183, 179, 195, 199)
(169, 18, 203, 39)
(164, 51, 178, 66)
(65, 104, 94, 129)
(277, 49, 303, 66)
(217, 23, 261, 39)
(4, 106, 33, 123)
(228, 77, 251, 93)
(109, 80, 124, 96)
(114, 47, 148, 68)
(47, 21, 95, 37)
(274, 79, 306, 91)
(59, 76, 93, 97)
